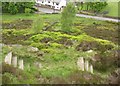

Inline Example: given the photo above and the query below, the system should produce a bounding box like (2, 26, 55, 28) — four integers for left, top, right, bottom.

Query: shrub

(31, 42, 46, 50)
(8, 3, 18, 14)
(2, 2, 35, 14)
(2, 73, 19, 84)
(25, 8, 31, 16)
(50, 43, 62, 48)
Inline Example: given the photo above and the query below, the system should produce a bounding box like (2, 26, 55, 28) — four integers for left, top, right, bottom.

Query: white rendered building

(36, 0, 66, 10)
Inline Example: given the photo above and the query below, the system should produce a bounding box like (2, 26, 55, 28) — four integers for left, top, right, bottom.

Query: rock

(0, 43, 4, 52)
(11, 44, 22, 48)
(18, 59, 24, 70)
(84, 60, 89, 71)
(28, 47, 39, 52)
(89, 65, 93, 74)
(86, 50, 93, 53)
(0, 43, 4, 47)
(77, 57, 84, 71)
(4, 52, 12, 65)
(12, 56, 17, 67)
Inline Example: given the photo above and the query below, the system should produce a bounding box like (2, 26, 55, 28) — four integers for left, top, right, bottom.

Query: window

(56, 3, 59, 5)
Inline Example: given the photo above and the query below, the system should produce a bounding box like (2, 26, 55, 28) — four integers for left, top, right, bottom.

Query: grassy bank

(1, 13, 119, 84)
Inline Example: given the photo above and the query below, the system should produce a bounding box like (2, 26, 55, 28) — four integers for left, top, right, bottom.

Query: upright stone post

(27, 64, 30, 71)
(18, 59, 24, 70)
(77, 57, 84, 71)
(84, 60, 89, 71)
(4, 52, 12, 65)
(89, 65, 93, 74)
(12, 56, 17, 67)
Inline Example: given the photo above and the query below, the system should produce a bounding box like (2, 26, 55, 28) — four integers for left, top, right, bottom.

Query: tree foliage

(8, 3, 18, 15)
(2, 2, 35, 14)
(61, 3, 76, 33)
(76, 1, 108, 13)
(32, 16, 44, 33)
(88, 2, 108, 12)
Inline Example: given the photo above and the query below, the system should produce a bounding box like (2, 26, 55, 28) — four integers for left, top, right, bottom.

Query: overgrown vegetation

(1, 2, 119, 84)
(31, 15, 44, 33)
(61, 3, 76, 33)
(2, 2, 36, 14)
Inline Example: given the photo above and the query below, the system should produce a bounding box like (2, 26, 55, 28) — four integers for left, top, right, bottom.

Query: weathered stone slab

(77, 57, 84, 71)
(28, 47, 39, 52)
(18, 59, 24, 70)
(87, 50, 93, 53)
(12, 56, 17, 67)
(89, 65, 93, 74)
(4, 52, 12, 65)
(84, 60, 89, 71)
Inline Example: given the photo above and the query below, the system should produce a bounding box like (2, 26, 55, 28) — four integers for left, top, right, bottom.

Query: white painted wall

(36, 0, 46, 5)
(36, 0, 67, 10)
(54, 0, 66, 10)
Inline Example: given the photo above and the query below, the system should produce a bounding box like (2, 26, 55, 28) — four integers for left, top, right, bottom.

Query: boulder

(28, 47, 39, 52)
(4, 52, 12, 65)
(77, 57, 84, 71)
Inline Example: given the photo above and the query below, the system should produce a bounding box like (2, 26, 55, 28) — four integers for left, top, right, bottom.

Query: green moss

(49, 43, 63, 48)
(3, 29, 30, 36)
(41, 48, 57, 53)
(30, 42, 46, 50)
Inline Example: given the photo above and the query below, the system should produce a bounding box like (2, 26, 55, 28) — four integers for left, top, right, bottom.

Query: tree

(61, 3, 76, 33)
(32, 16, 44, 34)
(8, 2, 18, 15)
(2, 2, 35, 14)
(85, 0, 108, 13)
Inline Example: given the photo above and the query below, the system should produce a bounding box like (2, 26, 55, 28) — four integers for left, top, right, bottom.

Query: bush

(50, 43, 62, 48)
(31, 42, 46, 50)
(2, 73, 19, 84)
(25, 8, 32, 16)
(8, 3, 18, 14)
(2, 2, 35, 14)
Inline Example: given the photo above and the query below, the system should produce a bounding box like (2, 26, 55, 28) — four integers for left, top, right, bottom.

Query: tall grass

(31, 15, 44, 33)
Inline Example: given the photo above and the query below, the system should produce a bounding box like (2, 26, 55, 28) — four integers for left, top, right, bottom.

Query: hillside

(1, 13, 119, 84)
